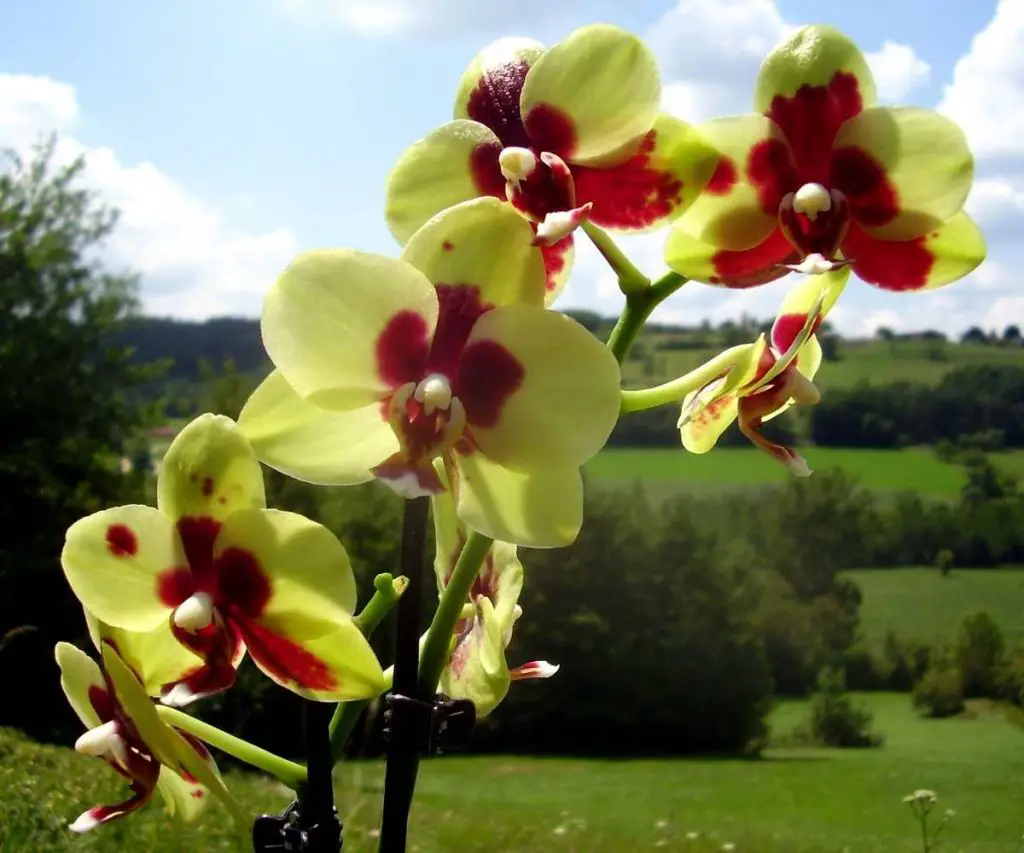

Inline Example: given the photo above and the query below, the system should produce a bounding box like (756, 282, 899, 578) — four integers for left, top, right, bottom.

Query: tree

(961, 326, 987, 344)
(0, 141, 152, 737)
(1003, 324, 1022, 346)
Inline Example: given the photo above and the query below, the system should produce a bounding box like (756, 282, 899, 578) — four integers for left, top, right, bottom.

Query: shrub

(994, 649, 1024, 707)
(882, 631, 933, 692)
(807, 667, 882, 747)
(844, 644, 887, 691)
(935, 549, 954, 577)
(956, 611, 1005, 698)
(912, 666, 965, 718)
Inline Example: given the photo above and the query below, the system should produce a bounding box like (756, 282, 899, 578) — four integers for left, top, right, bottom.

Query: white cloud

(865, 42, 930, 101)
(276, 0, 589, 37)
(0, 73, 299, 319)
(939, 0, 1024, 159)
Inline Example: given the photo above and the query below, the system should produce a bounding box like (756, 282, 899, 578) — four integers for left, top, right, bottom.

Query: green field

(3, 693, 1022, 852)
(846, 567, 1024, 650)
(586, 447, 1024, 499)
(621, 338, 1024, 390)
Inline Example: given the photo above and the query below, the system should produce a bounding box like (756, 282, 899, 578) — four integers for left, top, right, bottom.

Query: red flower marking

(777, 188, 851, 258)
(506, 152, 576, 222)
(216, 548, 271, 619)
(201, 477, 214, 497)
(376, 311, 431, 389)
(177, 517, 222, 588)
(88, 685, 116, 722)
(426, 284, 493, 378)
(748, 138, 799, 215)
(235, 619, 339, 693)
(162, 626, 242, 704)
(844, 224, 934, 291)
(523, 103, 578, 160)
(372, 455, 445, 495)
(470, 141, 506, 199)
(706, 156, 738, 195)
(442, 241, 455, 252)
(772, 313, 823, 354)
(105, 524, 137, 558)
(466, 58, 532, 148)
(691, 392, 733, 429)
(766, 71, 864, 183)
(574, 130, 684, 230)
(711, 228, 796, 288)
(157, 567, 195, 608)
(830, 146, 899, 227)
(457, 339, 524, 428)
(540, 236, 572, 292)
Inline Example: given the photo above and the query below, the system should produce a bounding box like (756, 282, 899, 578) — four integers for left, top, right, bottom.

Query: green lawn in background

(3, 693, 1022, 853)
(845, 567, 1024, 650)
(585, 447, 1024, 498)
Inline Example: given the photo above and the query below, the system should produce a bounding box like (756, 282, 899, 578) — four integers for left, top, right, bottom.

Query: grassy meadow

(620, 337, 1024, 391)
(586, 446, 1024, 499)
(847, 567, 1024, 650)
(3, 693, 1022, 853)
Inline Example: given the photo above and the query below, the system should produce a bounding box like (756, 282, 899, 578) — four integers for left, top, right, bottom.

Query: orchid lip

(499, 147, 537, 189)
(75, 720, 127, 766)
(173, 592, 215, 633)
(792, 183, 831, 221)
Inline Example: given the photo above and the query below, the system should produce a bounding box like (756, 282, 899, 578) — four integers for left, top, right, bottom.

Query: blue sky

(1, 0, 1019, 335)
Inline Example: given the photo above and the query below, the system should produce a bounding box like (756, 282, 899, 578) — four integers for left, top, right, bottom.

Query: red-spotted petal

(756, 26, 874, 181)
(385, 120, 504, 245)
(665, 224, 795, 288)
(770, 267, 850, 353)
(675, 115, 796, 250)
(831, 106, 974, 240)
(539, 234, 574, 305)
(262, 250, 439, 410)
(574, 113, 718, 233)
(519, 24, 660, 164)
(843, 212, 985, 293)
(454, 37, 545, 147)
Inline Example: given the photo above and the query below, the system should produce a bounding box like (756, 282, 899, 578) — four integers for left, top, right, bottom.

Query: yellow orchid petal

(157, 413, 265, 524)
(239, 370, 396, 486)
(62, 505, 181, 632)
(458, 304, 620, 469)
(262, 250, 438, 410)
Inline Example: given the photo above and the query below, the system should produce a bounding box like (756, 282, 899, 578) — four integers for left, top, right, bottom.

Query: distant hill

(119, 314, 1024, 393)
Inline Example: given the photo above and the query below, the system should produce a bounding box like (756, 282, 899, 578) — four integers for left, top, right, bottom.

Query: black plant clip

(252, 799, 343, 852)
(382, 692, 476, 756)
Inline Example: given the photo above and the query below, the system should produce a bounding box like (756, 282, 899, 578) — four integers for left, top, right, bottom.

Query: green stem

(619, 345, 751, 413)
(605, 270, 688, 363)
(581, 221, 650, 295)
(328, 573, 409, 760)
(156, 706, 307, 790)
(417, 531, 494, 696)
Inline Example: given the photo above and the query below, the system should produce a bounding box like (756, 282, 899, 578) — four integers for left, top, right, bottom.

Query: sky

(0, 0, 1019, 337)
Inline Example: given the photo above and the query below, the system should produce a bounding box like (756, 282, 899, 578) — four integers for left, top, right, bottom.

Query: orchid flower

(56, 640, 243, 833)
(666, 25, 985, 291)
(679, 271, 847, 475)
(432, 479, 556, 717)
(239, 198, 621, 548)
(385, 25, 718, 302)
(61, 413, 384, 705)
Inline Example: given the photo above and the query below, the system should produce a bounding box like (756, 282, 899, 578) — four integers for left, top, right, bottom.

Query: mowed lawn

(846, 567, 1024, 650)
(3, 693, 1022, 853)
(585, 447, 1023, 498)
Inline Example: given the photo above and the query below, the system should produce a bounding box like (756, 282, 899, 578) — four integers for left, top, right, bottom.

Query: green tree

(0, 141, 151, 737)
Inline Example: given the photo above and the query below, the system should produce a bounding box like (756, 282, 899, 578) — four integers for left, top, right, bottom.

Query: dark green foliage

(805, 666, 881, 747)
(912, 665, 966, 718)
(956, 611, 1005, 698)
(995, 649, 1024, 707)
(0, 142, 152, 740)
(935, 549, 954, 577)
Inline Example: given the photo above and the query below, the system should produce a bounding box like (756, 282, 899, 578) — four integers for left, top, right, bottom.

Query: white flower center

(413, 373, 453, 415)
(792, 182, 832, 220)
(173, 592, 215, 632)
(498, 147, 537, 189)
(75, 720, 127, 766)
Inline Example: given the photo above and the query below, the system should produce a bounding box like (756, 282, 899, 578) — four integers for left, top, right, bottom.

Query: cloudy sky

(1, 0, 1019, 336)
